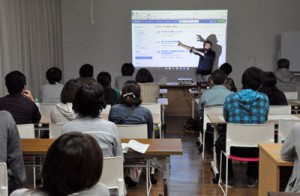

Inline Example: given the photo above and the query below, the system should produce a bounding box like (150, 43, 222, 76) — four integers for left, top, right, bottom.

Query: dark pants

(215, 125, 259, 179)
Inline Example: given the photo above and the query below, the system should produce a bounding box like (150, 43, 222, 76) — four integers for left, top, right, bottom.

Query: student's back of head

(5, 71, 26, 95)
(211, 69, 227, 85)
(219, 63, 232, 76)
(121, 63, 135, 76)
(79, 64, 94, 78)
(242, 67, 264, 90)
(121, 81, 142, 107)
(135, 68, 154, 83)
(262, 72, 277, 87)
(46, 67, 62, 84)
(40, 132, 104, 196)
(73, 82, 106, 118)
(97, 72, 111, 88)
(60, 79, 81, 104)
(277, 58, 290, 69)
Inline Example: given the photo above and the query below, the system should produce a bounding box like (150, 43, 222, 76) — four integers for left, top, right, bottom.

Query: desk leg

(211, 124, 219, 176)
(192, 97, 195, 119)
(163, 157, 170, 196)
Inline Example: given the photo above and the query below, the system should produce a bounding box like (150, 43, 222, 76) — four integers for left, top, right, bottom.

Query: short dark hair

(211, 70, 227, 85)
(60, 79, 81, 104)
(46, 67, 62, 84)
(262, 72, 277, 87)
(121, 81, 142, 107)
(40, 132, 103, 196)
(121, 63, 135, 76)
(219, 63, 232, 75)
(73, 82, 106, 118)
(135, 68, 154, 83)
(79, 64, 94, 77)
(242, 67, 264, 90)
(224, 78, 237, 92)
(203, 40, 212, 47)
(277, 58, 290, 69)
(97, 72, 111, 88)
(5, 71, 26, 95)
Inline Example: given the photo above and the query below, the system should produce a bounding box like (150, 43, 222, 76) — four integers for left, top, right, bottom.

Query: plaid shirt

(223, 89, 269, 124)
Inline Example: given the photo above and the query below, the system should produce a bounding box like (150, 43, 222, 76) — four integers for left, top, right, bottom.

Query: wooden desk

(21, 138, 183, 196)
(208, 113, 300, 125)
(258, 143, 293, 196)
(159, 82, 196, 116)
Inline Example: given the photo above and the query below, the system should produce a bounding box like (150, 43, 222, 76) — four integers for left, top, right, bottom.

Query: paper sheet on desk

(268, 115, 299, 120)
(122, 140, 149, 154)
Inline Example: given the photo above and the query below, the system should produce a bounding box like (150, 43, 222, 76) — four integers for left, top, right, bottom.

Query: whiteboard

(281, 31, 300, 72)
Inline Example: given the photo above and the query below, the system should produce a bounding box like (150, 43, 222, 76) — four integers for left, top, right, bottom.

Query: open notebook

(122, 140, 149, 154)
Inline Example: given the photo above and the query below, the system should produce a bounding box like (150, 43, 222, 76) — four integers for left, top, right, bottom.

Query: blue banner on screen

(132, 10, 228, 68)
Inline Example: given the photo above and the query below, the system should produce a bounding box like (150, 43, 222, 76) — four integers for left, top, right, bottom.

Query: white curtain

(0, 0, 63, 98)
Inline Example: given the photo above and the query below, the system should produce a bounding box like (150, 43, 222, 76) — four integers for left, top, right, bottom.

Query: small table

(258, 143, 293, 196)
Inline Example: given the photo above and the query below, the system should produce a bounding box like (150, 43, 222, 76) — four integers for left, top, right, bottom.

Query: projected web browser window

(132, 10, 228, 68)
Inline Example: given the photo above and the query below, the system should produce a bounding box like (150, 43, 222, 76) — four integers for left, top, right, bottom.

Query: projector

(177, 78, 193, 85)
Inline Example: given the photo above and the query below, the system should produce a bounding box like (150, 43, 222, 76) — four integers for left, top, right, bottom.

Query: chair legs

(218, 151, 228, 195)
(202, 129, 206, 160)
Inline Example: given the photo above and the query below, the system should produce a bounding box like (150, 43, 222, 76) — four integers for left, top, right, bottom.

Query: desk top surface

(207, 113, 300, 125)
(159, 82, 196, 88)
(288, 100, 300, 106)
(258, 143, 293, 166)
(21, 138, 183, 156)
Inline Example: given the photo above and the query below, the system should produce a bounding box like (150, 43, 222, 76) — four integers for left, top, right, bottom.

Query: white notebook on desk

(122, 140, 149, 154)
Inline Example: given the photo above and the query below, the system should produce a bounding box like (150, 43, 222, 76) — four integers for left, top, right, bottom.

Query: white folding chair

(141, 103, 162, 138)
(99, 156, 125, 196)
(116, 124, 148, 139)
(0, 162, 8, 196)
(139, 83, 160, 103)
(219, 123, 275, 195)
(49, 123, 64, 138)
(278, 119, 300, 143)
(101, 104, 111, 120)
(269, 105, 291, 114)
(284, 91, 298, 100)
(202, 106, 223, 160)
(16, 124, 35, 138)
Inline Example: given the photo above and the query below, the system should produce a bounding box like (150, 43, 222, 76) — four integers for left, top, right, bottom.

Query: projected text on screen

(132, 10, 228, 68)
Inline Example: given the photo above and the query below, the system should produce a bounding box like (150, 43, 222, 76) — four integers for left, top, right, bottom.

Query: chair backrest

(39, 103, 56, 120)
(139, 83, 160, 103)
(141, 103, 161, 124)
(225, 123, 275, 155)
(278, 119, 300, 142)
(101, 104, 111, 120)
(284, 91, 298, 100)
(269, 105, 291, 115)
(116, 124, 148, 139)
(16, 124, 35, 138)
(203, 106, 223, 130)
(99, 156, 124, 195)
(0, 162, 8, 196)
(49, 123, 64, 138)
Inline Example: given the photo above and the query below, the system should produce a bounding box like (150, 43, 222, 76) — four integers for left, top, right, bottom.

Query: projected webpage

(132, 10, 227, 68)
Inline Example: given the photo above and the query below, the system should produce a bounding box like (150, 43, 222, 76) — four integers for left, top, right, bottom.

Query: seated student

(0, 71, 41, 124)
(135, 68, 159, 103)
(40, 67, 64, 103)
(224, 78, 237, 92)
(198, 69, 233, 116)
(62, 82, 123, 158)
(77, 64, 96, 85)
(97, 72, 119, 105)
(259, 71, 288, 105)
(275, 58, 296, 92)
(11, 132, 109, 196)
(0, 111, 26, 194)
(115, 63, 135, 91)
(281, 123, 300, 192)
(109, 81, 153, 138)
(109, 81, 154, 186)
(51, 79, 81, 123)
(219, 63, 233, 76)
(216, 67, 269, 187)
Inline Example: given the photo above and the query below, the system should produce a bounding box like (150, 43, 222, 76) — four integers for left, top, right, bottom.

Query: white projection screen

(132, 10, 228, 69)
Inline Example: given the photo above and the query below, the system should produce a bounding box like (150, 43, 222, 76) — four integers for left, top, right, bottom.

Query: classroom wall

(61, 0, 300, 90)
